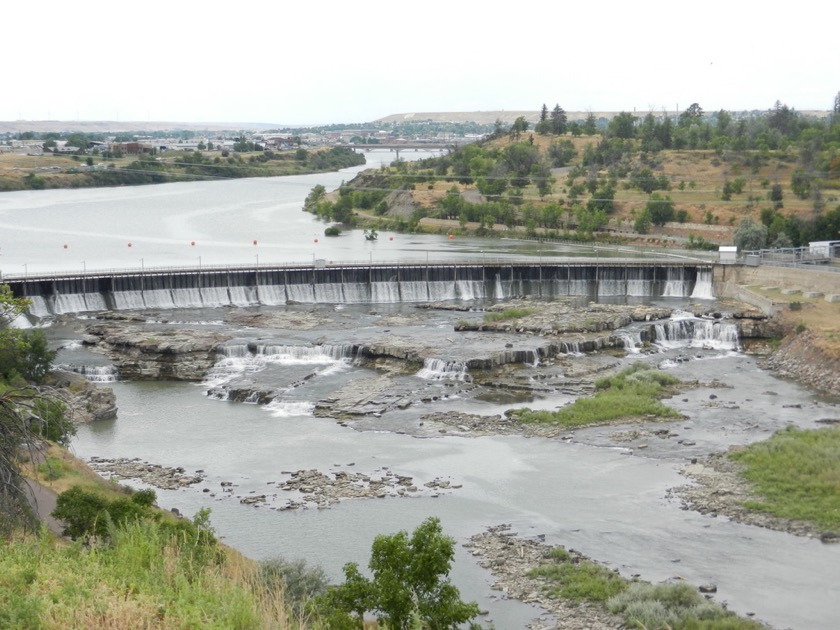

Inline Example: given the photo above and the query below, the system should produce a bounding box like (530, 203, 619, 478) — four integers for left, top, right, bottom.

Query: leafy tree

(733, 216, 768, 251)
(634, 208, 652, 234)
(678, 102, 704, 126)
(0, 285, 30, 326)
(532, 163, 554, 198)
(510, 116, 529, 138)
(548, 139, 576, 167)
(608, 112, 636, 139)
(316, 517, 479, 630)
(646, 193, 675, 226)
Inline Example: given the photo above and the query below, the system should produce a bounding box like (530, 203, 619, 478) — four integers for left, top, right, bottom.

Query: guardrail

(0, 255, 713, 283)
(742, 245, 840, 272)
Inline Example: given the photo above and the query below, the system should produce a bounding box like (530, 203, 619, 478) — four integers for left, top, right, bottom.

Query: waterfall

(60, 364, 119, 383)
(16, 264, 717, 316)
(615, 330, 643, 353)
(204, 343, 358, 391)
(690, 268, 715, 300)
(662, 267, 690, 297)
(653, 312, 739, 351)
(416, 358, 470, 381)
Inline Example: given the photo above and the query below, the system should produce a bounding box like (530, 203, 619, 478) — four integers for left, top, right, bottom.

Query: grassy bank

(5, 445, 314, 629)
(730, 425, 840, 531)
(1, 523, 299, 629)
(510, 363, 682, 428)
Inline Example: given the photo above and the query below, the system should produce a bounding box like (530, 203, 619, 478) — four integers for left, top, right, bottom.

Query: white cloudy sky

(3, 0, 836, 125)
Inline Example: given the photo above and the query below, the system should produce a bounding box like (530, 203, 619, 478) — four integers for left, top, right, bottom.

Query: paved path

(23, 478, 64, 535)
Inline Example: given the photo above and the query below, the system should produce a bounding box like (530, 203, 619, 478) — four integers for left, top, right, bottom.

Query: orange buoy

(314, 238, 318, 243)
(389, 236, 394, 241)
(127, 242, 132, 247)
(191, 241, 195, 246)
(63, 244, 68, 249)
(448, 234, 454, 239)
(253, 240, 258, 246)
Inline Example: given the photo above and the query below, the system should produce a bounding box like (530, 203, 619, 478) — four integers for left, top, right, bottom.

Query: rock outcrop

(45, 369, 118, 423)
(763, 330, 840, 396)
(83, 321, 230, 381)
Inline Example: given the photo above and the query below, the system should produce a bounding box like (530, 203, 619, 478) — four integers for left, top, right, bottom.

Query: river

(5, 153, 840, 629)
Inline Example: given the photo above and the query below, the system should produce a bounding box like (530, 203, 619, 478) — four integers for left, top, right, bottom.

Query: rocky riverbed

(58, 296, 840, 628)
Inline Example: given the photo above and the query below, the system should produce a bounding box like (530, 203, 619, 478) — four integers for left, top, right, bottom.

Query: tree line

(308, 95, 840, 248)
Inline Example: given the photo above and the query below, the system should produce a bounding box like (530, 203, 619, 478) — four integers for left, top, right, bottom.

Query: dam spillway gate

(6, 261, 714, 317)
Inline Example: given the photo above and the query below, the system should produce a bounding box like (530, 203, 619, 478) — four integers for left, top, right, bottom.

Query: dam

(6, 260, 714, 317)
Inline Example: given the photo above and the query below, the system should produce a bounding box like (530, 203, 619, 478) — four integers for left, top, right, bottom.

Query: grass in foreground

(0, 523, 300, 629)
(729, 425, 840, 532)
(509, 363, 682, 428)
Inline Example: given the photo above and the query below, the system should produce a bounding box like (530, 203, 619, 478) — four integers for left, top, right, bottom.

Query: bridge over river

(5, 258, 715, 318)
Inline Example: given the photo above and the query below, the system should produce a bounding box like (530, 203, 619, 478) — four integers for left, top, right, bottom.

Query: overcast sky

(3, 1, 836, 126)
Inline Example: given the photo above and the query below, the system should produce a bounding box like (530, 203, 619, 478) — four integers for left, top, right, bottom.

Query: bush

(52, 486, 157, 539)
(258, 557, 328, 615)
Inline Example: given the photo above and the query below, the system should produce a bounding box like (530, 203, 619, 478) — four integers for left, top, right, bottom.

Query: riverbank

(0, 146, 365, 192)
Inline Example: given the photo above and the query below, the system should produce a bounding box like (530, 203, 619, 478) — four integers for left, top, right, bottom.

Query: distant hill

(2, 109, 831, 135)
(375, 111, 609, 125)
(0, 120, 281, 134)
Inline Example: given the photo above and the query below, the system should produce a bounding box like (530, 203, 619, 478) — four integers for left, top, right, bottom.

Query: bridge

(5, 259, 714, 317)
(344, 142, 469, 159)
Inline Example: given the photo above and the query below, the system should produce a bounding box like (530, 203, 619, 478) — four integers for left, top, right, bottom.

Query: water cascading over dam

(8, 263, 714, 317)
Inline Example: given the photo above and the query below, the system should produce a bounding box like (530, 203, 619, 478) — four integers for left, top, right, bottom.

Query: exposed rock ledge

(763, 330, 840, 397)
(44, 370, 118, 423)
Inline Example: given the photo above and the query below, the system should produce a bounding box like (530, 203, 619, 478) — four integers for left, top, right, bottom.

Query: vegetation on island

(509, 363, 683, 428)
(729, 425, 840, 531)
(305, 96, 840, 250)
(529, 546, 766, 629)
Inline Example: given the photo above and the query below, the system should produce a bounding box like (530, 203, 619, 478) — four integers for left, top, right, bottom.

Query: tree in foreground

(315, 516, 480, 629)
(1, 285, 72, 535)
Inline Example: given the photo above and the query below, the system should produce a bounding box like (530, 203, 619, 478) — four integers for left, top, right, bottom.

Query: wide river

(5, 151, 840, 629)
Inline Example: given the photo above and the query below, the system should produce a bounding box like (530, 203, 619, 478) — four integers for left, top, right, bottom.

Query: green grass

(0, 522, 298, 629)
(483, 307, 536, 322)
(529, 547, 763, 629)
(36, 457, 66, 481)
(510, 363, 682, 428)
(608, 582, 766, 630)
(529, 556, 627, 602)
(730, 425, 840, 531)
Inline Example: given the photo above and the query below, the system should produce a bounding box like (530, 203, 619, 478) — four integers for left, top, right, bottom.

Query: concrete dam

(7, 261, 714, 317)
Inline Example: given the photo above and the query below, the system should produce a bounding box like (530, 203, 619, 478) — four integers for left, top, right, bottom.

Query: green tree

(733, 216, 768, 251)
(583, 112, 598, 135)
(316, 517, 479, 630)
(535, 104, 551, 135)
(0, 285, 30, 326)
(646, 193, 675, 226)
(510, 116, 529, 138)
(608, 112, 636, 139)
(548, 139, 576, 167)
(634, 208, 652, 234)
(551, 104, 568, 135)
(678, 102, 704, 126)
